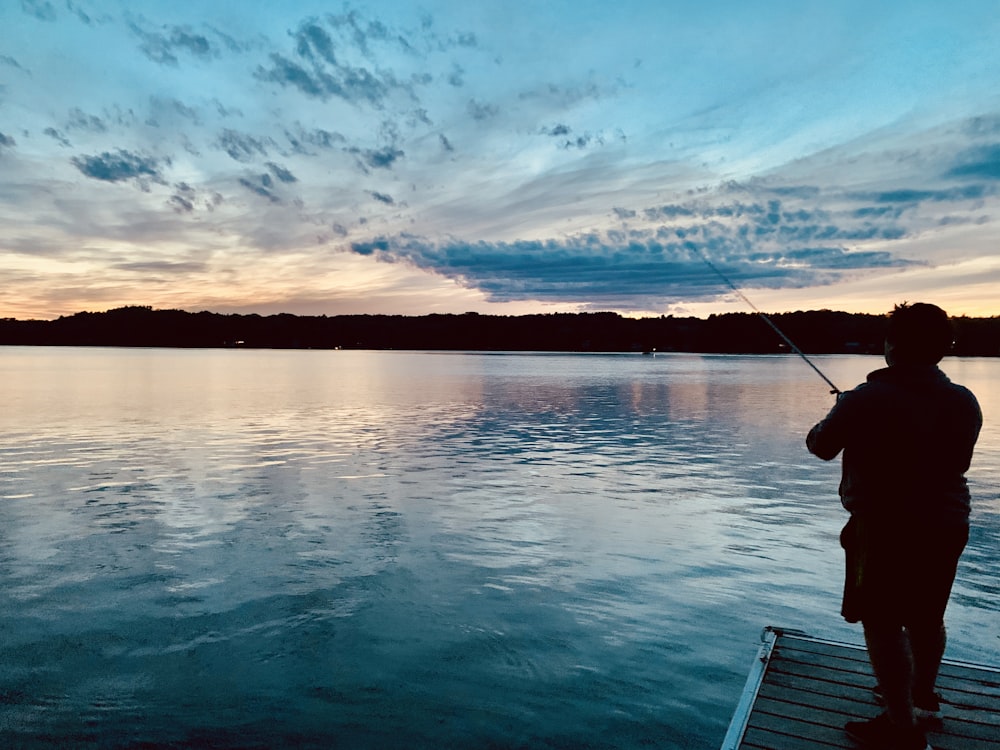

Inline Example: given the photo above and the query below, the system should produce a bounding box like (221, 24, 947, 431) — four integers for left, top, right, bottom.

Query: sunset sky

(2, 0, 999, 320)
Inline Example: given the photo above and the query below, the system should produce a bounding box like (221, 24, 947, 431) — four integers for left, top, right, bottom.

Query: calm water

(1, 348, 997, 749)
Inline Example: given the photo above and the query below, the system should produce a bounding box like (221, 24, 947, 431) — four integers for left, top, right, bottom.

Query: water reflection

(0, 348, 996, 747)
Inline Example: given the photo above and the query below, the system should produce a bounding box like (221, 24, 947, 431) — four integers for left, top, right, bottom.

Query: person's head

(884, 302, 953, 366)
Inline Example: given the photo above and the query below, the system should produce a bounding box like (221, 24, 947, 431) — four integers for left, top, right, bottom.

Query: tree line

(1, 306, 998, 356)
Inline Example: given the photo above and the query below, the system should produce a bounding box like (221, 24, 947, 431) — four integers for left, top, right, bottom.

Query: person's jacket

(807, 364, 982, 526)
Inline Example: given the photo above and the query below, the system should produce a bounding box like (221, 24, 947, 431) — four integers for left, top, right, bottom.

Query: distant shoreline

(2, 306, 999, 356)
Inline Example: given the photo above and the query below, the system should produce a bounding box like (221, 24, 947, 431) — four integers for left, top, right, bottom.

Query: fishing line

(690, 246, 841, 395)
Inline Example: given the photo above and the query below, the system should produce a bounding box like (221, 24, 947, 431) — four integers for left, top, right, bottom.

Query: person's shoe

(845, 713, 932, 750)
(872, 684, 943, 720)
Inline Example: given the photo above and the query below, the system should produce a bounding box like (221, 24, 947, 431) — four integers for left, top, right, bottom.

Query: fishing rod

(690, 246, 841, 395)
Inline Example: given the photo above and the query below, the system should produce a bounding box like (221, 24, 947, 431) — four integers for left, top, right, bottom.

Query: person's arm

(806, 392, 852, 461)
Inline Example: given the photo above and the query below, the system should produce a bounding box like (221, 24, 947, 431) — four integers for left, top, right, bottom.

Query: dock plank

(741, 723, 849, 749)
(760, 671, 1000, 729)
(721, 628, 1000, 750)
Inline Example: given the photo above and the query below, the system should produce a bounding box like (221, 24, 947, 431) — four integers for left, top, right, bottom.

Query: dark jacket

(806, 364, 982, 526)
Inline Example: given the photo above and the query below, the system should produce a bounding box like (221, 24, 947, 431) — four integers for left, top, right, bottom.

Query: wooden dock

(722, 627, 1000, 750)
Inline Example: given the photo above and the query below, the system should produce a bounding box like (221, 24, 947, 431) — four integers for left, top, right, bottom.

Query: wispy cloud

(266, 162, 297, 183)
(65, 107, 107, 133)
(146, 96, 202, 127)
(0, 54, 29, 73)
(238, 174, 281, 203)
(253, 17, 415, 107)
(168, 182, 196, 213)
(65, 0, 94, 25)
(166, 183, 223, 214)
(217, 129, 273, 162)
(20, 0, 57, 22)
(348, 146, 404, 170)
(112, 260, 208, 275)
(43, 127, 71, 146)
(946, 143, 1000, 180)
(128, 19, 218, 66)
(466, 99, 498, 121)
(71, 149, 168, 189)
(283, 123, 346, 155)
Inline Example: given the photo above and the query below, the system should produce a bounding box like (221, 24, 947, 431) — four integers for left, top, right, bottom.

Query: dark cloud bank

(351, 233, 908, 308)
(343, 124, 1000, 309)
(349, 186, 926, 309)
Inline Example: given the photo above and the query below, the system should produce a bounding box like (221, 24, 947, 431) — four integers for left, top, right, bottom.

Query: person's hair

(885, 302, 953, 365)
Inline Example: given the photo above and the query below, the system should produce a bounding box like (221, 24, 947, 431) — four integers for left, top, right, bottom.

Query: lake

(1, 348, 997, 749)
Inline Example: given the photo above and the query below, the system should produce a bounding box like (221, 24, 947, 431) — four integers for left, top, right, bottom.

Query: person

(806, 303, 982, 750)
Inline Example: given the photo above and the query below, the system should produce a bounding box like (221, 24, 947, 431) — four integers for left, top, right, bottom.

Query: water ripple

(0, 349, 996, 748)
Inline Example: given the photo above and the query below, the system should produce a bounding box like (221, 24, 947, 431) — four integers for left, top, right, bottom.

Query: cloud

(129, 21, 217, 66)
(324, 9, 415, 57)
(364, 146, 403, 168)
(20, 0, 56, 22)
(559, 132, 605, 150)
(266, 162, 297, 183)
(217, 128, 273, 162)
(238, 175, 281, 203)
(339, 161, 987, 309)
(646, 170, 994, 249)
(169, 195, 194, 213)
(255, 52, 394, 106)
(946, 144, 1000, 180)
(541, 124, 571, 137)
(294, 20, 339, 66)
(467, 99, 498, 121)
(538, 124, 612, 151)
(168, 182, 196, 213)
(347, 145, 404, 171)
(112, 260, 208, 275)
(864, 185, 992, 203)
(0, 132, 16, 151)
(284, 123, 346, 154)
(65, 107, 107, 133)
(369, 191, 394, 205)
(254, 16, 414, 107)
(71, 149, 167, 189)
(43, 127, 71, 147)
(518, 80, 619, 109)
(348, 229, 914, 309)
(206, 191, 224, 210)
(0, 55, 29, 73)
(349, 236, 387, 255)
(408, 108, 432, 127)
(65, 0, 92, 25)
(213, 99, 243, 119)
(146, 96, 202, 127)
(22, 0, 96, 25)
(254, 54, 326, 98)
(961, 115, 1000, 138)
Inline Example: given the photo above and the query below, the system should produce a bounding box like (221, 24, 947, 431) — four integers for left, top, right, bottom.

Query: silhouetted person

(806, 303, 982, 750)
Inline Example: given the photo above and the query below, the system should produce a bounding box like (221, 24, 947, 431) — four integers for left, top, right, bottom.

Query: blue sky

(2, 0, 999, 319)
